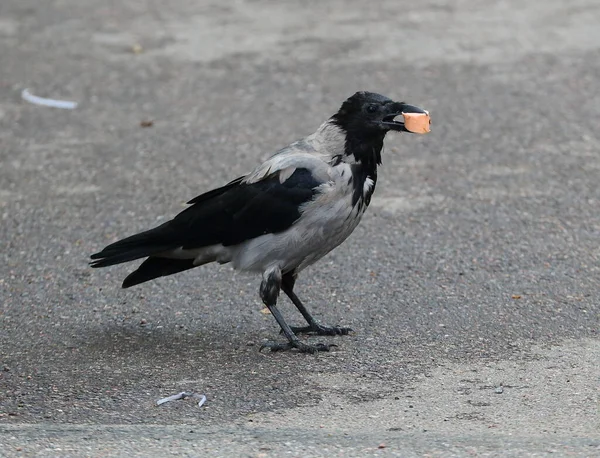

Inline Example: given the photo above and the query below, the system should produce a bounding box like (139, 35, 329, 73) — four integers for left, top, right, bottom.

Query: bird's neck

(312, 121, 384, 174)
(312, 121, 384, 208)
(344, 130, 384, 178)
(310, 121, 347, 158)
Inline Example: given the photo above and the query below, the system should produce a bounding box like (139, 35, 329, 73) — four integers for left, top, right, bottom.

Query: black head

(331, 91, 427, 134)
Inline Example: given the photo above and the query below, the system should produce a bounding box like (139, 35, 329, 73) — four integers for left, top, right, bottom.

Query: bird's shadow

(69, 321, 273, 366)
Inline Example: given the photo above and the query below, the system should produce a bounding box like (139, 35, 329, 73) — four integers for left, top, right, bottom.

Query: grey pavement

(1, 0, 599, 456)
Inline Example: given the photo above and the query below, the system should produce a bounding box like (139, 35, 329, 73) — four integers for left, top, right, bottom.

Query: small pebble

(495, 386, 504, 394)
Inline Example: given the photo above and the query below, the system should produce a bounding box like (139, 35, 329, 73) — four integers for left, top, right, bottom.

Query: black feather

(171, 167, 321, 248)
(350, 163, 377, 208)
(122, 257, 196, 288)
(90, 222, 178, 267)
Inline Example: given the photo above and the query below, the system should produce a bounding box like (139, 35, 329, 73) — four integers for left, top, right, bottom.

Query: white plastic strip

(21, 88, 78, 110)
(156, 391, 207, 408)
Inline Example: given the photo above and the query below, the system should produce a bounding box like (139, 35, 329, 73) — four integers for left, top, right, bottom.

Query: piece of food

(402, 111, 431, 134)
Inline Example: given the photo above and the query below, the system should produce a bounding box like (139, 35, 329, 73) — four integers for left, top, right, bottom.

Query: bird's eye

(366, 104, 378, 113)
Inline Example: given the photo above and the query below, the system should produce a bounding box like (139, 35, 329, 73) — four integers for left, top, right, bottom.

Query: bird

(90, 91, 430, 353)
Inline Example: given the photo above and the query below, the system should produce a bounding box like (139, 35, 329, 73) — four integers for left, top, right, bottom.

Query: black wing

(90, 167, 322, 267)
(177, 167, 321, 247)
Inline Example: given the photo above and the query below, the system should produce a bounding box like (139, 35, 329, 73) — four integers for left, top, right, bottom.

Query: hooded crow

(91, 91, 430, 353)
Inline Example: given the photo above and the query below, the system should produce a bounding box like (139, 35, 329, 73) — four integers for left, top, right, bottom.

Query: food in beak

(402, 111, 431, 134)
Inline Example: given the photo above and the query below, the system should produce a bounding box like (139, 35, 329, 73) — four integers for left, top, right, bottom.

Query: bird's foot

(260, 340, 335, 354)
(288, 323, 353, 336)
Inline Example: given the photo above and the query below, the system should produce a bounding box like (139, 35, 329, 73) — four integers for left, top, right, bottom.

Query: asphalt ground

(1, 0, 599, 456)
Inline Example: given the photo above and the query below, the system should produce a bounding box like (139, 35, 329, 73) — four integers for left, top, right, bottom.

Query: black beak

(381, 103, 430, 133)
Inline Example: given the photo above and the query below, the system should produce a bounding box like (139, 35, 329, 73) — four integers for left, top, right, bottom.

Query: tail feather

(90, 223, 176, 268)
(90, 247, 173, 268)
(122, 257, 196, 288)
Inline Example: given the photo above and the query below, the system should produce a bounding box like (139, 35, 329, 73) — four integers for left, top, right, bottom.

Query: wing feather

(176, 167, 324, 248)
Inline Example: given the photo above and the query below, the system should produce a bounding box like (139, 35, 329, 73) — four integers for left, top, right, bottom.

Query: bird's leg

(258, 267, 333, 353)
(281, 272, 353, 336)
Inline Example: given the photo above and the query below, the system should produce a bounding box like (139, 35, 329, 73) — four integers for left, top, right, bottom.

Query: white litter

(21, 88, 78, 110)
(156, 391, 207, 407)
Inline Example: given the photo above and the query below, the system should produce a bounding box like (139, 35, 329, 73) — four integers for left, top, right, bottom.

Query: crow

(90, 91, 430, 353)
